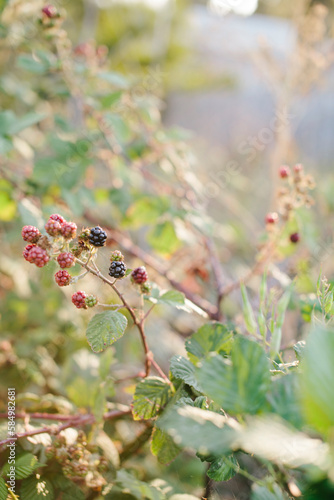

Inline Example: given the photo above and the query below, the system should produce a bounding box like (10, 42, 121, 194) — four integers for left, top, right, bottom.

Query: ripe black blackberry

(109, 261, 127, 279)
(89, 226, 107, 247)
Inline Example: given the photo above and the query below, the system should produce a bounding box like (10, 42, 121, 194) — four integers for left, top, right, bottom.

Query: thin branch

(76, 258, 168, 379)
(0, 410, 131, 448)
(83, 212, 219, 319)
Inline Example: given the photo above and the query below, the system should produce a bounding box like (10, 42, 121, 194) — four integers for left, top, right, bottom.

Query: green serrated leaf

(185, 322, 233, 365)
(197, 336, 271, 415)
(158, 290, 185, 307)
(20, 476, 54, 499)
(293, 340, 306, 360)
(301, 326, 334, 435)
(207, 454, 239, 482)
(150, 427, 181, 464)
(132, 377, 173, 420)
(115, 470, 165, 500)
(170, 355, 202, 392)
(158, 406, 237, 456)
(86, 311, 128, 352)
(266, 373, 303, 429)
(0, 477, 8, 499)
(2, 454, 43, 480)
(251, 483, 289, 500)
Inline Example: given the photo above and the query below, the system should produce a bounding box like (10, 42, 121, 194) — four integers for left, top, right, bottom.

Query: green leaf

(197, 336, 271, 415)
(240, 284, 257, 335)
(125, 197, 170, 229)
(170, 355, 202, 392)
(86, 311, 128, 353)
(158, 406, 237, 456)
(271, 290, 291, 357)
(301, 326, 334, 435)
(239, 415, 329, 468)
(0, 477, 7, 499)
(158, 290, 185, 307)
(7, 112, 46, 135)
(0, 190, 16, 221)
(132, 377, 173, 420)
(98, 71, 130, 88)
(266, 373, 303, 429)
(20, 476, 54, 499)
(185, 322, 233, 365)
(2, 454, 43, 480)
(147, 221, 181, 255)
(52, 475, 85, 499)
(293, 340, 306, 360)
(115, 470, 165, 500)
(207, 454, 239, 482)
(100, 90, 123, 108)
(150, 427, 181, 464)
(170, 496, 201, 500)
(251, 483, 289, 500)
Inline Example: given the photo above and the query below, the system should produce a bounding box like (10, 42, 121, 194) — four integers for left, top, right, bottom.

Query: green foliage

(185, 322, 233, 364)
(1, 2, 334, 498)
(86, 311, 128, 353)
(196, 337, 271, 415)
(132, 377, 174, 420)
(300, 326, 334, 436)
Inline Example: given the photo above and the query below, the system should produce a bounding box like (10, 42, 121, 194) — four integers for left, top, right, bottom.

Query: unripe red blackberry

(131, 266, 148, 284)
(85, 295, 97, 308)
(57, 252, 75, 268)
(290, 232, 300, 243)
(265, 212, 279, 224)
(45, 218, 62, 237)
(42, 5, 58, 18)
(109, 261, 127, 279)
(61, 221, 77, 240)
(89, 226, 107, 247)
(72, 291, 88, 309)
(279, 165, 290, 178)
(23, 244, 37, 262)
(21, 225, 41, 243)
(28, 246, 50, 267)
(50, 214, 65, 224)
(110, 250, 124, 262)
(55, 270, 71, 286)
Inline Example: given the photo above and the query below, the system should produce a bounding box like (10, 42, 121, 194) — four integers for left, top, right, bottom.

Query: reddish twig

(0, 410, 131, 448)
(76, 258, 168, 379)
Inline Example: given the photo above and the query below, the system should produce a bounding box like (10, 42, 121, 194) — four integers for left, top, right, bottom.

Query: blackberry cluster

(21, 225, 41, 243)
(23, 245, 49, 267)
(89, 226, 107, 247)
(72, 291, 88, 309)
(55, 270, 71, 287)
(109, 261, 127, 279)
(57, 252, 75, 268)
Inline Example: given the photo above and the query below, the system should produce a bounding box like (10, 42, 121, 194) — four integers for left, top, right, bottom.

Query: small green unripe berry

(110, 250, 124, 262)
(85, 295, 97, 308)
